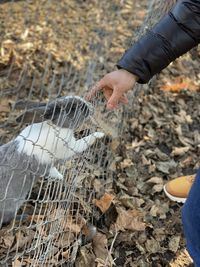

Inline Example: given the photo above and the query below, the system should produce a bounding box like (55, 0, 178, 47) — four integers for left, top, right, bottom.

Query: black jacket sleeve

(117, 0, 200, 84)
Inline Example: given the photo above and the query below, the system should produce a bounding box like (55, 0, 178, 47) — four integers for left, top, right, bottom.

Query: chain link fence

(0, 0, 177, 266)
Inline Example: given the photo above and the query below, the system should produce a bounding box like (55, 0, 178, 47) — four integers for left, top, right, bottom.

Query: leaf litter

(0, 0, 199, 266)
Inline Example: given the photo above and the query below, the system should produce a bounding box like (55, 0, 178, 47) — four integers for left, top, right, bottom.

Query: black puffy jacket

(117, 0, 200, 84)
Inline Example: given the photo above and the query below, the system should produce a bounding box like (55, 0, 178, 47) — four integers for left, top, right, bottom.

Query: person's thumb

(107, 88, 121, 110)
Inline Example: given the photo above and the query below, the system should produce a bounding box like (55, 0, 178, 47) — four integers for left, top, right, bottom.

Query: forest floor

(0, 0, 200, 266)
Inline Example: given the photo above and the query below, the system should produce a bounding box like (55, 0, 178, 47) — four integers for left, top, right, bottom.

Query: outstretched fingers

(86, 79, 106, 100)
(119, 95, 128, 104)
(107, 86, 124, 110)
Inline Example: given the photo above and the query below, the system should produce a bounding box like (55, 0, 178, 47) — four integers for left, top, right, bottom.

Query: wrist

(118, 68, 139, 82)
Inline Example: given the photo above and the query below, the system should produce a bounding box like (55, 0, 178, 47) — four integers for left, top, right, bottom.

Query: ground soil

(0, 0, 199, 266)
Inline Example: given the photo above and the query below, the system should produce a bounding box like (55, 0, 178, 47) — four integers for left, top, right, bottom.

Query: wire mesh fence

(0, 0, 178, 266)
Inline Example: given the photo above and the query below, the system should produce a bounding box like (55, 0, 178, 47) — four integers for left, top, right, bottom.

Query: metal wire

(0, 0, 177, 265)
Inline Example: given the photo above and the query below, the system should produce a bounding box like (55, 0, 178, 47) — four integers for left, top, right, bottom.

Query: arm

(89, 0, 200, 109)
(117, 0, 200, 84)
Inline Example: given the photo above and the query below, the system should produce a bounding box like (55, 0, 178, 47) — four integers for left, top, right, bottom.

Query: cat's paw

(49, 167, 63, 180)
(54, 172, 63, 180)
(93, 132, 105, 139)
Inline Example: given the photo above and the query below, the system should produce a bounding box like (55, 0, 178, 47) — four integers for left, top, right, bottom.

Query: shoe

(163, 174, 195, 203)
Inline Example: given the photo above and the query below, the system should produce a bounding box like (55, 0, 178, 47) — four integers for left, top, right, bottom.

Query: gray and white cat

(0, 96, 104, 227)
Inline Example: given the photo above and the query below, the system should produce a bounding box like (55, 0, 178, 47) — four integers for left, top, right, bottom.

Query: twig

(104, 229, 119, 267)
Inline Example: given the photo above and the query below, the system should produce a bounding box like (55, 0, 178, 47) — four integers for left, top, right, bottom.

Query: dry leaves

(111, 207, 146, 232)
(147, 176, 164, 193)
(171, 146, 190, 156)
(94, 193, 115, 213)
(161, 77, 199, 92)
(12, 259, 22, 267)
(0, 98, 10, 113)
(0, 0, 199, 266)
(75, 244, 96, 267)
(168, 236, 181, 253)
(93, 232, 112, 265)
(120, 159, 133, 169)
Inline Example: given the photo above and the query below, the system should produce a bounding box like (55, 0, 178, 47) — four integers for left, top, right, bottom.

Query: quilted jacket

(117, 0, 200, 83)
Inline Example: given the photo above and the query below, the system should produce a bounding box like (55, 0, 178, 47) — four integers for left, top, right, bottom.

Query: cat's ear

(14, 100, 46, 110)
(16, 106, 52, 123)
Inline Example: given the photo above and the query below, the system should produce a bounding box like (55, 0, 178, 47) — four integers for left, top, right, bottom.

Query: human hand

(87, 69, 138, 110)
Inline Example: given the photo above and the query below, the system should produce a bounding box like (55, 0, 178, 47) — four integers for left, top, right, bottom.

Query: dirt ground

(0, 0, 200, 266)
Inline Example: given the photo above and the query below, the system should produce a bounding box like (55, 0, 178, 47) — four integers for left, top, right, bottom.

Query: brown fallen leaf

(2, 39, 15, 49)
(127, 139, 145, 149)
(110, 138, 120, 152)
(94, 193, 115, 213)
(168, 236, 181, 253)
(152, 184, 163, 193)
(111, 207, 146, 232)
(161, 77, 199, 92)
(145, 237, 161, 253)
(21, 28, 29, 40)
(169, 249, 193, 266)
(17, 42, 34, 50)
(93, 232, 108, 261)
(75, 244, 95, 267)
(180, 156, 193, 168)
(118, 192, 144, 209)
(62, 250, 70, 259)
(171, 146, 190, 156)
(146, 177, 163, 184)
(0, 98, 10, 113)
(12, 259, 22, 267)
(150, 202, 169, 219)
(120, 158, 133, 169)
(93, 232, 113, 266)
(49, 210, 85, 235)
(2, 232, 15, 247)
(54, 231, 75, 249)
(161, 82, 189, 92)
(156, 160, 177, 174)
(11, 230, 35, 251)
(147, 176, 163, 193)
